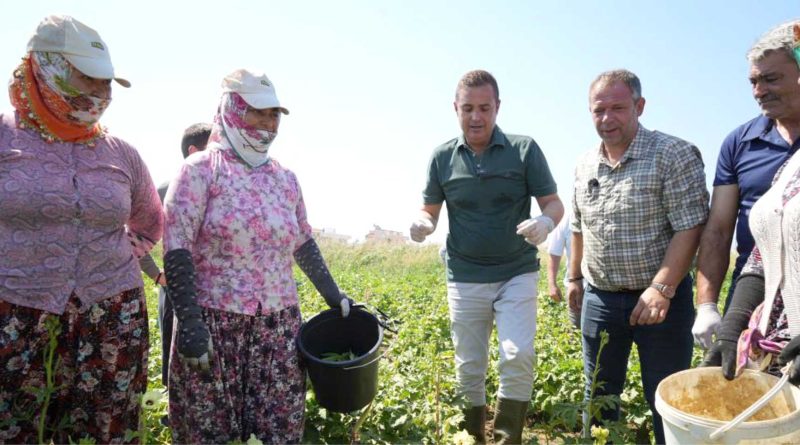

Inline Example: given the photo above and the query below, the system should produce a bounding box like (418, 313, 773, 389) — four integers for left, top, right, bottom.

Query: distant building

(365, 225, 406, 244)
(312, 228, 351, 244)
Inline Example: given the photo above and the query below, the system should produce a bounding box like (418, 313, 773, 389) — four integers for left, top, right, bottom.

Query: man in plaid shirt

(566, 69, 709, 444)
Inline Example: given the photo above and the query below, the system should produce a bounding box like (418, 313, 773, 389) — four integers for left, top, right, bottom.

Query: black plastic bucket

(297, 307, 384, 412)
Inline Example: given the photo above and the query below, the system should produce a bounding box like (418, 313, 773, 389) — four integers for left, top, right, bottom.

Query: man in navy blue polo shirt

(409, 70, 563, 444)
(693, 21, 800, 351)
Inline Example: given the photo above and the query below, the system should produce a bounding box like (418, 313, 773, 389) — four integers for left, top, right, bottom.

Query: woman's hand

(339, 295, 351, 318)
(778, 336, 800, 385)
(177, 317, 214, 371)
(164, 248, 213, 371)
(701, 339, 738, 380)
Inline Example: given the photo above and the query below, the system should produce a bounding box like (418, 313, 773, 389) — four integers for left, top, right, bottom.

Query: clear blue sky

(2, 1, 797, 242)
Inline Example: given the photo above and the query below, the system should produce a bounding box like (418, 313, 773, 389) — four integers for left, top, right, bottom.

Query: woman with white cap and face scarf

(0, 15, 163, 444)
(162, 68, 352, 444)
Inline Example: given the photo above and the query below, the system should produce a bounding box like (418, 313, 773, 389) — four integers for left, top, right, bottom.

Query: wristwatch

(649, 282, 676, 299)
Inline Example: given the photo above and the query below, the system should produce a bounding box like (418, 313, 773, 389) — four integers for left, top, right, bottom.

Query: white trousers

(447, 272, 538, 407)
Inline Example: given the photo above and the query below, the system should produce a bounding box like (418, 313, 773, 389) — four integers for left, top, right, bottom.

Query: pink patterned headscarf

(208, 92, 277, 167)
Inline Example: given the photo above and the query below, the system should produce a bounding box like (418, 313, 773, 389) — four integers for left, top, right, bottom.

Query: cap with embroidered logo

(221, 69, 289, 114)
(26, 15, 130, 88)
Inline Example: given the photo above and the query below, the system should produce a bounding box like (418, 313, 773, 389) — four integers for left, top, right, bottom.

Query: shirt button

(72, 218, 81, 226)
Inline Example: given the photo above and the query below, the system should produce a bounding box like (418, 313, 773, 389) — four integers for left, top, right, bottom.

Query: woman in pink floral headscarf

(0, 15, 162, 444)
(162, 68, 351, 444)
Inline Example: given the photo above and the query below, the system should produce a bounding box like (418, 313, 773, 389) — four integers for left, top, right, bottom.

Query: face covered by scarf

(8, 51, 110, 144)
(209, 92, 278, 168)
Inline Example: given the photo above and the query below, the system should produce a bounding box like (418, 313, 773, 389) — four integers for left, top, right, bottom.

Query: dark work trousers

(158, 286, 174, 386)
(581, 275, 694, 445)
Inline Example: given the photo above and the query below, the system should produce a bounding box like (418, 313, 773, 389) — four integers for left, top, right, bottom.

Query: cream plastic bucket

(655, 367, 800, 444)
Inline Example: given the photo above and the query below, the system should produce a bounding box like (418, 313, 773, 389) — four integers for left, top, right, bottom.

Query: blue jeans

(581, 276, 694, 444)
(157, 286, 173, 387)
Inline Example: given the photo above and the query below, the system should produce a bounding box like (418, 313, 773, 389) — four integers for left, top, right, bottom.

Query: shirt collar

(457, 126, 506, 151)
(594, 124, 651, 165)
(741, 114, 773, 142)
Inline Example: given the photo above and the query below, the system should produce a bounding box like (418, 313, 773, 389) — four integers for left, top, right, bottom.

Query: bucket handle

(342, 304, 400, 371)
(352, 303, 401, 334)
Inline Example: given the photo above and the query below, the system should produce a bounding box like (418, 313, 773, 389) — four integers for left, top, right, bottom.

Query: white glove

(340, 297, 351, 317)
(692, 302, 721, 350)
(516, 215, 555, 246)
(409, 218, 435, 242)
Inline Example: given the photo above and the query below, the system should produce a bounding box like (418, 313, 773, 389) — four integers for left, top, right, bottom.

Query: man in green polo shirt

(409, 69, 563, 444)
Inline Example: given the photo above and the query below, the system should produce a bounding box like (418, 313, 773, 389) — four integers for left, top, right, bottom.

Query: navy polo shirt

(714, 114, 800, 275)
(423, 127, 557, 283)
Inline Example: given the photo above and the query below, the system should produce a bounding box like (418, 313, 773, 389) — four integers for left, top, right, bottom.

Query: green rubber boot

(492, 398, 528, 445)
(460, 405, 486, 444)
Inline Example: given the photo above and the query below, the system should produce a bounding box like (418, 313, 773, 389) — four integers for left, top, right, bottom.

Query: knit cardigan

(748, 151, 800, 337)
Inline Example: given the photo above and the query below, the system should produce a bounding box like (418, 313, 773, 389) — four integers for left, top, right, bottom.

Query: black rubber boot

(460, 405, 486, 443)
(493, 398, 528, 445)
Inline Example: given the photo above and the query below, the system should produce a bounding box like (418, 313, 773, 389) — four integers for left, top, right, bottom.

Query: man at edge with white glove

(409, 70, 563, 445)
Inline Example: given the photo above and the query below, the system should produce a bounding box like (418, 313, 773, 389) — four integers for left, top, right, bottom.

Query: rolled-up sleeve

(663, 142, 709, 231)
(422, 153, 444, 205)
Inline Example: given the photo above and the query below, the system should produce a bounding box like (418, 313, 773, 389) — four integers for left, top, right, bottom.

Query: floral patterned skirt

(0, 288, 148, 444)
(168, 304, 305, 445)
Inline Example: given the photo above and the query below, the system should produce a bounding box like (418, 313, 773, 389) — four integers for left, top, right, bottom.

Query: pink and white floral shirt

(163, 144, 313, 315)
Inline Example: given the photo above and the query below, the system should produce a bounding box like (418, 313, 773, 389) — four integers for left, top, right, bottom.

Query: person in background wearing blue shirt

(693, 20, 800, 351)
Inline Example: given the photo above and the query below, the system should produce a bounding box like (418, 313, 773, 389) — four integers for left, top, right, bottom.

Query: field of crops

(138, 240, 714, 444)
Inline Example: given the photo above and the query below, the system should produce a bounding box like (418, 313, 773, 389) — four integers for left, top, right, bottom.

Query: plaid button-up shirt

(571, 125, 709, 291)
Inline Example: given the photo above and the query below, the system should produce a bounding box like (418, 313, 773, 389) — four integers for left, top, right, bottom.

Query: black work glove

(778, 336, 800, 385)
(294, 239, 353, 317)
(164, 248, 214, 371)
(700, 274, 764, 380)
(701, 339, 738, 379)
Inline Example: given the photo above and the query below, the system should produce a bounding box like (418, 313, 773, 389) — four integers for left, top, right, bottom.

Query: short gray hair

(746, 20, 800, 64)
(456, 70, 499, 102)
(589, 69, 642, 102)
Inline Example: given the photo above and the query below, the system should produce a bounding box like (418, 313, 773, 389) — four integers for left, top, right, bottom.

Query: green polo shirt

(423, 127, 557, 283)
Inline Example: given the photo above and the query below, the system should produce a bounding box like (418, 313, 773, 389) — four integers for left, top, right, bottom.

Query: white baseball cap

(27, 15, 130, 88)
(221, 69, 289, 114)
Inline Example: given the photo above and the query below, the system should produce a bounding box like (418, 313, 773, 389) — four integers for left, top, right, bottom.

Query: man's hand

(409, 218, 435, 242)
(692, 302, 722, 350)
(630, 287, 670, 326)
(516, 215, 555, 246)
(778, 336, 800, 385)
(548, 282, 563, 302)
(701, 339, 738, 380)
(567, 281, 584, 314)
